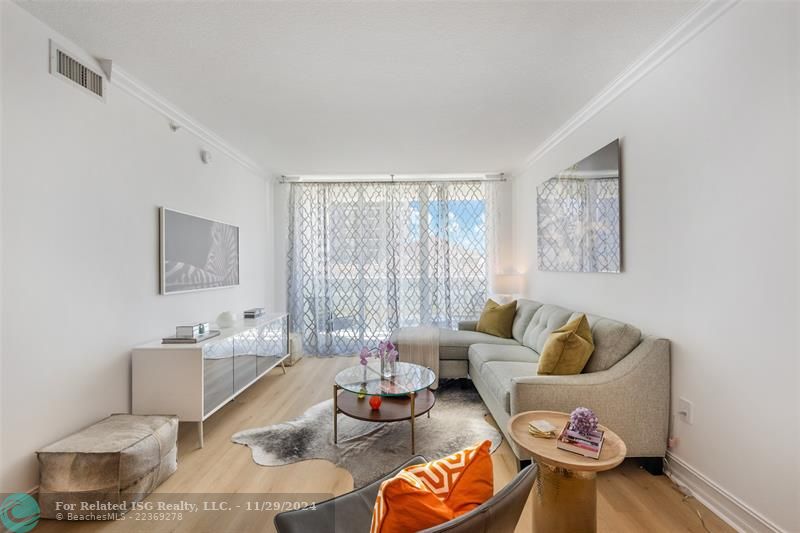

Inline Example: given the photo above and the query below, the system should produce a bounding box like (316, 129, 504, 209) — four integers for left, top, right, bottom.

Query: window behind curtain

(287, 181, 492, 356)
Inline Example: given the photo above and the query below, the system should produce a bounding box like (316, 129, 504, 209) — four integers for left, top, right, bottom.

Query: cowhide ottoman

(37, 414, 178, 520)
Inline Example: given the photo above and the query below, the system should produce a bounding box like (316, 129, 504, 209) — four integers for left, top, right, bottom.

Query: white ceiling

(19, 1, 698, 175)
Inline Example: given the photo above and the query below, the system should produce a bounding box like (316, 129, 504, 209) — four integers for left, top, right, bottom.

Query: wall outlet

(678, 397, 694, 424)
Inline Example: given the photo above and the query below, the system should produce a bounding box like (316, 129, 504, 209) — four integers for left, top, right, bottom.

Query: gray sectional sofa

(395, 299, 670, 464)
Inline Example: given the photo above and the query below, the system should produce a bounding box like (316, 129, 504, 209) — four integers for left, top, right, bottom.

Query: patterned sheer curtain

(287, 181, 495, 356)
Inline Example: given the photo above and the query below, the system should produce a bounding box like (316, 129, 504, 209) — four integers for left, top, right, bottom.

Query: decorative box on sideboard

(132, 313, 289, 448)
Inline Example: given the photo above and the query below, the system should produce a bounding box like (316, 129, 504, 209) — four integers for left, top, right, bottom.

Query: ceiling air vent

(49, 41, 105, 101)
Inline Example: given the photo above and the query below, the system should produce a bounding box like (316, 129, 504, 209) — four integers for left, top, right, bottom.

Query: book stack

(528, 419, 558, 439)
(556, 423, 605, 459)
(162, 323, 219, 344)
(244, 307, 265, 320)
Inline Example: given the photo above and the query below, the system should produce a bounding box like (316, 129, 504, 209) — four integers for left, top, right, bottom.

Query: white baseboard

(665, 452, 784, 533)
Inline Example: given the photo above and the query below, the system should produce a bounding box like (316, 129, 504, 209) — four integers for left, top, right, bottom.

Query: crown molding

(522, 0, 739, 170)
(109, 66, 265, 177)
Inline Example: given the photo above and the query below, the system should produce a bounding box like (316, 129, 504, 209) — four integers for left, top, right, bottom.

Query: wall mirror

(537, 139, 621, 273)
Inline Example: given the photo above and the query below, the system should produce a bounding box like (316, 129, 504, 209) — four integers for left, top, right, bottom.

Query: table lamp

(492, 273, 523, 302)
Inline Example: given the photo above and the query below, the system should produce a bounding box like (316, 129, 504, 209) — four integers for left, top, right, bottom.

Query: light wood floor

(37, 356, 732, 532)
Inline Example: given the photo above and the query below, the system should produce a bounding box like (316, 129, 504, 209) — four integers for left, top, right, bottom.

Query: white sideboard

(132, 313, 289, 447)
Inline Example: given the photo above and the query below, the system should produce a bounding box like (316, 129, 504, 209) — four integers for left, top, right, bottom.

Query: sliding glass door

(287, 181, 492, 356)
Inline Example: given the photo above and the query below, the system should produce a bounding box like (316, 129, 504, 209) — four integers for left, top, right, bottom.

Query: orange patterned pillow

(370, 440, 493, 533)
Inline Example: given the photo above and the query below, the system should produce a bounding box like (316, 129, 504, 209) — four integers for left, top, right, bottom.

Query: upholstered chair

(274, 456, 537, 533)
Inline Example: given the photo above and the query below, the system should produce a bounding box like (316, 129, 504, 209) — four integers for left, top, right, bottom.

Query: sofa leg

(517, 459, 532, 472)
(637, 457, 664, 475)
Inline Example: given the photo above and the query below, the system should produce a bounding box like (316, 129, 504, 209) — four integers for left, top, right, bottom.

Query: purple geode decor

(569, 407, 599, 435)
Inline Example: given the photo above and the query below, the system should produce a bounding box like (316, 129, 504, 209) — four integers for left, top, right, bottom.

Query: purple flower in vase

(359, 347, 371, 366)
(569, 407, 599, 435)
(374, 340, 395, 361)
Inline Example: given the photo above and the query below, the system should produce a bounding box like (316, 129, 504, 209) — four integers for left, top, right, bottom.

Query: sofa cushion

(403, 440, 493, 516)
(438, 329, 519, 360)
(476, 299, 516, 338)
(370, 440, 493, 532)
(537, 314, 594, 375)
(468, 343, 539, 373)
(573, 313, 642, 372)
(512, 300, 543, 343)
(521, 304, 573, 352)
(481, 362, 539, 413)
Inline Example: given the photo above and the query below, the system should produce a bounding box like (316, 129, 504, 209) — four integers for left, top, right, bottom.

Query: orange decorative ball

(369, 396, 382, 410)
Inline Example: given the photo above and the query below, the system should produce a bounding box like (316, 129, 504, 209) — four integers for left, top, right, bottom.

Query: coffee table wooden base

(533, 464, 597, 533)
(333, 386, 435, 454)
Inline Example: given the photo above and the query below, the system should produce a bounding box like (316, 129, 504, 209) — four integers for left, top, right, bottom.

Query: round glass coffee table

(333, 361, 436, 454)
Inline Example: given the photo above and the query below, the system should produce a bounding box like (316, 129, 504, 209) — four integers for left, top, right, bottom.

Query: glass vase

(381, 357, 393, 379)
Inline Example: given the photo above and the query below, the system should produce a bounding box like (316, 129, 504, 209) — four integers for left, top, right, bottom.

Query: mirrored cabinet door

(202, 337, 234, 416)
(255, 325, 271, 376)
(132, 313, 290, 449)
(276, 315, 289, 357)
(233, 330, 259, 393)
(256, 315, 289, 375)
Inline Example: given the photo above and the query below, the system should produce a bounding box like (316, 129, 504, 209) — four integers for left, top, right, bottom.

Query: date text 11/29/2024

(51, 499, 318, 520)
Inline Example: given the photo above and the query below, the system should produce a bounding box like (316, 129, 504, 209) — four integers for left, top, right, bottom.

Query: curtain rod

(279, 173, 506, 184)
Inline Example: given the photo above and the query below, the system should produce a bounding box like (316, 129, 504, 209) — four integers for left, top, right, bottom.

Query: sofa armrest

(510, 336, 670, 457)
(458, 320, 478, 331)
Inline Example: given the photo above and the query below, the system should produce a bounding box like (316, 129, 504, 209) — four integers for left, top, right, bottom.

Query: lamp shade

(493, 273, 523, 295)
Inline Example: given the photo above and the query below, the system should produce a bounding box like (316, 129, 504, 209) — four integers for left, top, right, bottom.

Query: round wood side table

(508, 410, 627, 533)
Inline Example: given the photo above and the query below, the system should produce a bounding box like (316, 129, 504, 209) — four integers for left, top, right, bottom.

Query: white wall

(1, 2, 275, 492)
(512, 3, 798, 531)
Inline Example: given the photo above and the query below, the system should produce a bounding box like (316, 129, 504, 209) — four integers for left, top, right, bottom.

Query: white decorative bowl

(216, 311, 237, 328)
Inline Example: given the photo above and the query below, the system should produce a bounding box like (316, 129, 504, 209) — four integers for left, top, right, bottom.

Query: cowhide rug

(232, 379, 501, 487)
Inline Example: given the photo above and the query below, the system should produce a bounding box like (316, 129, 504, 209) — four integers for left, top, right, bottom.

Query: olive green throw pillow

(476, 299, 516, 338)
(537, 314, 595, 375)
